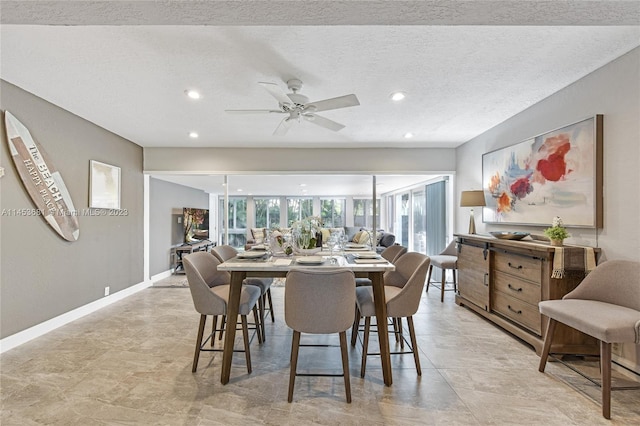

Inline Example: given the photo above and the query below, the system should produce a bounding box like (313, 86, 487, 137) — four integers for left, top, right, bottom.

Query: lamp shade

(460, 190, 486, 207)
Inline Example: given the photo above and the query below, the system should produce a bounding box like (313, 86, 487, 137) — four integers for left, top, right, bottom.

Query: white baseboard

(151, 269, 172, 282)
(0, 279, 153, 354)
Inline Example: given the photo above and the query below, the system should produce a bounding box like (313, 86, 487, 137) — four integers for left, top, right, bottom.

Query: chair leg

(257, 297, 266, 342)
(452, 269, 457, 293)
(253, 305, 263, 344)
(351, 307, 361, 347)
(392, 318, 400, 342)
(360, 316, 371, 378)
(288, 330, 301, 403)
(339, 331, 352, 403)
(241, 315, 252, 374)
(538, 319, 558, 372)
(266, 289, 275, 322)
(397, 318, 405, 349)
(211, 315, 218, 347)
(425, 265, 433, 293)
(192, 314, 206, 373)
(601, 341, 612, 419)
(407, 316, 421, 376)
(218, 315, 226, 340)
(440, 268, 446, 302)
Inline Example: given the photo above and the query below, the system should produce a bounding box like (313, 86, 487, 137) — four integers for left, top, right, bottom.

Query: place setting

(235, 251, 269, 261)
(295, 255, 325, 265)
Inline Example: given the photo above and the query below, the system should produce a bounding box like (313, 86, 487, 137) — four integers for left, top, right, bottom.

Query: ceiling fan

(225, 79, 360, 135)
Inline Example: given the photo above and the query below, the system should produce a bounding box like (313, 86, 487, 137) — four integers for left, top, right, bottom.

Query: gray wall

(149, 177, 209, 276)
(1, 80, 144, 339)
(144, 147, 456, 174)
(455, 47, 640, 371)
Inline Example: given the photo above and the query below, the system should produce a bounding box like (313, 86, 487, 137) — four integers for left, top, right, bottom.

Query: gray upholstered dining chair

(211, 245, 274, 341)
(425, 240, 458, 302)
(351, 252, 430, 377)
(183, 251, 262, 374)
(355, 244, 407, 287)
(538, 260, 640, 419)
(285, 269, 356, 403)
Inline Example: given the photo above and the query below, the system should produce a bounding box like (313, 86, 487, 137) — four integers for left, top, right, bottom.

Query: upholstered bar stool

(355, 244, 407, 287)
(211, 245, 274, 341)
(183, 252, 262, 373)
(426, 240, 458, 302)
(352, 252, 430, 377)
(538, 260, 640, 419)
(285, 269, 356, 403)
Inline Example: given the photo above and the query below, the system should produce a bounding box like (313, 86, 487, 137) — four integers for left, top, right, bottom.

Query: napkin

(273, 258, 292, 266)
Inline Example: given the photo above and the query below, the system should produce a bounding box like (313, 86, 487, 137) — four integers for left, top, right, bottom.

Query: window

(287, 198, 313, 226)
(412, 188, 426, 253)
(218, 197, 247, 248)
(353, 198, 380, 228)
(254, 197, 280, 229)
(395, 193, 410, 247)
(320, 198, 345, 227)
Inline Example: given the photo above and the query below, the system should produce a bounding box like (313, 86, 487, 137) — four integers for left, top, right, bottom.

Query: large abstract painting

(482, 115, 602, 228)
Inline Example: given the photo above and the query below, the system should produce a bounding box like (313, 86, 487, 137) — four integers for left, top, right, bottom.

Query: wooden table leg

(221, 271, 246, 384)
(370, 271, 392, 386)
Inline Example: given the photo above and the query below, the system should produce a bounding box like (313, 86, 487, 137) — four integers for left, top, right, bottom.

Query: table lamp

(460, 190, 486, 234)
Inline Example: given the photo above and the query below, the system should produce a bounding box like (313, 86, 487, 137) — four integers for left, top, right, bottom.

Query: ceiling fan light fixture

(185, 89, 201, 100)
(390, 91, 406, 101)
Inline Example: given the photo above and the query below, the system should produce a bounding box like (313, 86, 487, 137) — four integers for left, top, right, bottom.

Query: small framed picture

(89, 160, 121, 209)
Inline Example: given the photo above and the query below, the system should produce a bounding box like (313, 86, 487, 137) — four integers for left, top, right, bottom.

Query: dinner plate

(250, 244, 267, 250)
(353, 258, 388, 264)
(236, 251, 266, 259)
(346, 243, 367, 249)
(345, 247, 369, 251)
(354, 252, 380, 259)
(296, 256, 324, 264)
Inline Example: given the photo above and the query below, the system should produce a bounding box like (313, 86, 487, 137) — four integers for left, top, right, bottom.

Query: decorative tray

(489, 231, 530, 241)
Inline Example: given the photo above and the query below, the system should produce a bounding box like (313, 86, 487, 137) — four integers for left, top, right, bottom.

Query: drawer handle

(507, 284, 523, 292)
(508, 262, 523, 270)
(483, 272, 489, 286)
(507, 305, 522, 315)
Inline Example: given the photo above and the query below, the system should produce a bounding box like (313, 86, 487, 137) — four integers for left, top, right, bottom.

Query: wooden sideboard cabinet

(171, 240, 215, 274)
(454, 234, 599, 355)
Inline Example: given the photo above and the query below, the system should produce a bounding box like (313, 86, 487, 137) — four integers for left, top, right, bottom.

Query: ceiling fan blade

(259, 82, 292, 106)
(273, 117, 293, 136)
(307, 94, 360, 112)
(225, 109, 283, 114)
(304, 114, 345, 132)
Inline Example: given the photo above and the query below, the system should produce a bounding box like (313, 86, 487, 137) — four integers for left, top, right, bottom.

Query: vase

(550, 239, 563, 247)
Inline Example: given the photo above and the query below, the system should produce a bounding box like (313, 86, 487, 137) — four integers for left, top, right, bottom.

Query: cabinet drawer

(493, 270, 540, 306)
(492, 292, 541, 334)
(493, 252, 542, 283)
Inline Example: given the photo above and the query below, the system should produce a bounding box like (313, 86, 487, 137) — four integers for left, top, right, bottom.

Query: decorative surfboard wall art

(4, 111, 80, 241)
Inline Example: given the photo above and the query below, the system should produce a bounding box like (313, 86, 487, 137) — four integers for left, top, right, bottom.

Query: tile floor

(2, 278, 639, 425)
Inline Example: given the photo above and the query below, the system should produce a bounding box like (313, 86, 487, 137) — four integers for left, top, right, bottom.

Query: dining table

(216, 249, 396, 386)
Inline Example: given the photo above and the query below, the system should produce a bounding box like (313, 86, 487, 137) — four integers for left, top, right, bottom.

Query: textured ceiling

(1, 1, 639, 194)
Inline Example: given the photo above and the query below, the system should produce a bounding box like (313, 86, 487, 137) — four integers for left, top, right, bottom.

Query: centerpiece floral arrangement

(544, 216, 570, 244)
(291, 215, 323, 250)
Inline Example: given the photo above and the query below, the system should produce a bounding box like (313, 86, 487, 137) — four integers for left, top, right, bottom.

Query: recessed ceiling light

(237, 189, 243, 192)
(300, 183, 307, 187)
(404, 132, 414, 139)
(185, 89, 201, 100)
(390, 92, 406, 101)
(189, 132, 199, 138)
